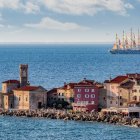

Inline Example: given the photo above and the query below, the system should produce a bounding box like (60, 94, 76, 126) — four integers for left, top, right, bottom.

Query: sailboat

(110, 29, 140, 54)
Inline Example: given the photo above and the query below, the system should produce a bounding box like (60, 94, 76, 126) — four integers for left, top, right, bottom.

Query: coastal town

(0, 64, 140, 126)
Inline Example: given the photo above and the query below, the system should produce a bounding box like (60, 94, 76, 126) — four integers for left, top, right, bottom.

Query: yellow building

(13, 86, 47, 110)
(1, 80, 20, 110)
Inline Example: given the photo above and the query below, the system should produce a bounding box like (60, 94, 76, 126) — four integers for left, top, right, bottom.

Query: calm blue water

(0, 44, 140, 90)
(0, 44, 140, 139)
(0, 116, 140, 140)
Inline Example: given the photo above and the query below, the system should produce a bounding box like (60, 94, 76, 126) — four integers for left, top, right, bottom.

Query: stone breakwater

(0, 109, 140, 127)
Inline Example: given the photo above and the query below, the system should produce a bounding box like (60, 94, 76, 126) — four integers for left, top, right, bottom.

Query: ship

(110, 29, 140, 54)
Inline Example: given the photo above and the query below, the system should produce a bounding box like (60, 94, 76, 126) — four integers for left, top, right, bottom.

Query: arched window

(77, 94, 81, 98)
(91, 94, 95, 98)
(85, 94, 89, 98)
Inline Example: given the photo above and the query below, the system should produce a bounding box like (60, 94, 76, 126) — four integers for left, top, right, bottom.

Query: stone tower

(20, 64, 28, 87)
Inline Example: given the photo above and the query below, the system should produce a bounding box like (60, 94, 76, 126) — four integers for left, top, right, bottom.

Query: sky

(0, 0, 140, 43)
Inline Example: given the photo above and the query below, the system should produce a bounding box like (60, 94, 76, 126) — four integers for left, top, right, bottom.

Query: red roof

(14, 86, 39, 91)
(110, 76, 128, 84)
(2, 80, 20, 84)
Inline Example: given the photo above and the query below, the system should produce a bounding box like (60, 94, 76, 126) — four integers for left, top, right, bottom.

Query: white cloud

(42, 0, 133, 16)
(0, 0, 134, 16)
(25, 17, 89, 31)
(0, 0, 20, 9)
(23, 2, 40, 14)
(0, 0, 40, 14)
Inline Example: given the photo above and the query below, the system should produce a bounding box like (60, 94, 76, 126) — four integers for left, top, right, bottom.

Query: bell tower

(20, 64, 28, 87)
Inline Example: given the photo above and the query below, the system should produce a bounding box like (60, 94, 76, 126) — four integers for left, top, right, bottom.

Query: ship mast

(125, 33, 129, 49)
(122, 30, 125, 49)
(138, 29, 140, 48)
(131, 28, 133, 48)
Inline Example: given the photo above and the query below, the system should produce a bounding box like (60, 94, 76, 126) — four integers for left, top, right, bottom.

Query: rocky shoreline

(0, 109, 140, 127)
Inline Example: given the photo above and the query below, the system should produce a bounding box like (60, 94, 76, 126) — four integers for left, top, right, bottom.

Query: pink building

(73, 81, 99, 112)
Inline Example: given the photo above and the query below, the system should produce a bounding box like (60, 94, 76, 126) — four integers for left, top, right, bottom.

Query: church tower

(20, 64, 28, 87)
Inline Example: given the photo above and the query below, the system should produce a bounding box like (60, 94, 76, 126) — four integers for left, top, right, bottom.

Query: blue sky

(0, 0, 140, 43)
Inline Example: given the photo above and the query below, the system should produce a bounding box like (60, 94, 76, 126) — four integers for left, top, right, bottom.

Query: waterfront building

(104, 75, 129, 108)
(13, 86, 47, 110)
(47, 83, 77, 107)
(104, 73, 140, 108)
(0, 80, 20, 110)
(73, 81, 99, 112)
(47, 88, 58, 107)
(0, 64, 47, 110)
(98, 84, 107, 110)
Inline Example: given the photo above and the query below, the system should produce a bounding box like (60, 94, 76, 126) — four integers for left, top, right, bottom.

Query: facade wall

(3, 95, 9, 110)
(57, 89, 66, 101)
(105, 83, 120, 108)
(47, 90, 58, 106)
(3, 94, 14, 110)
(29, 91, 46, 110)
(131, 80, 140, 102)
(98, 88, 107, 109)
(13, 89, 47, 110)
(119, 87, 130, 107)
(73, 86, 99, 112)
(14, 91, 29, 110)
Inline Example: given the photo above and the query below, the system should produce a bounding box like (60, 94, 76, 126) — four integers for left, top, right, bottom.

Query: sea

(0, 44, 140, 140)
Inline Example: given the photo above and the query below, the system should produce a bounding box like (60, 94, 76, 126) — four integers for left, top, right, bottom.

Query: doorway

(38, 102, 42, 109)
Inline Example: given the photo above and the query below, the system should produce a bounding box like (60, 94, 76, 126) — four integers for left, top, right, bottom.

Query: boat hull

(110, 49, 140, 54)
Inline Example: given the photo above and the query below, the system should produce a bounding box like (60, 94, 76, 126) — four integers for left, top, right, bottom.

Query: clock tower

(20, 64, 28, 87)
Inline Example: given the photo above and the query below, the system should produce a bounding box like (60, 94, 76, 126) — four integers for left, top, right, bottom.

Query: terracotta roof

(14, 86, 39, 91)
(109, 76, 128, 84)
(79, 80, 95, 85)
(2, 80, 20, 84)
(47, 88, 57, 93)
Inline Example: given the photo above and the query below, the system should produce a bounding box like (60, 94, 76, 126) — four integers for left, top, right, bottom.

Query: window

(62, 93, 64, 96)
(120, 102, 123, 106)
(110, 101, 112, 104)
(85, 94, 89, 98)
(84, 101, 89, 105)
(77, 94, 81, 98)
(120, 96, 122, 99)
(133, 96, 137, 101)
(91, 101, 95, 105)
(78, 89, 81, 92)
(85, 89, 89, 92)
(26, 97, 28, 102)
(91, 94, 95, 98)
(19, 97, 21, 101)
(58, 93, 61, 96)
(91, 89, 95, 92)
